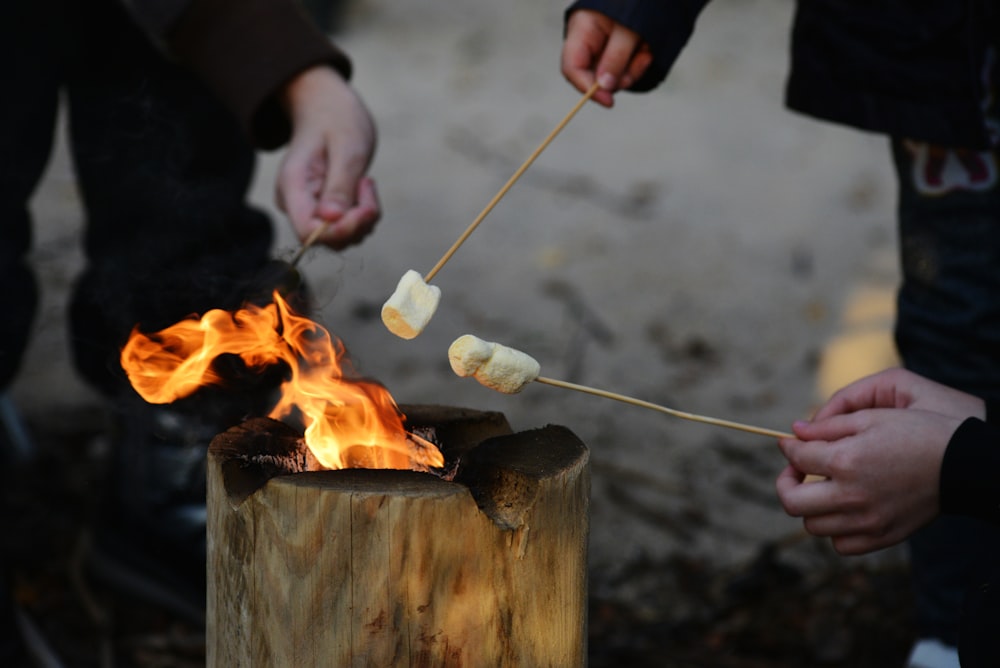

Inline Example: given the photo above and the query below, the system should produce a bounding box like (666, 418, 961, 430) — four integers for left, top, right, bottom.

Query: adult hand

(561, 9, 653, 108)
(277, 65, 380, 250)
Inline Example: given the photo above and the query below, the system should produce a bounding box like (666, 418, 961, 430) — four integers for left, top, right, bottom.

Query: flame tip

(121, 291, 443, 470)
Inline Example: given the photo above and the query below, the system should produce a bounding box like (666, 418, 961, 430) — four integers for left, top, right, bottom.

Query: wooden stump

(207, 405, 590, 667)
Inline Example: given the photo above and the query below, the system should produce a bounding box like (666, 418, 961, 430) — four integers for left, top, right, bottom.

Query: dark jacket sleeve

(939, 416, 1000, 525)
(985, 399, 1000, 424)
(130, 0, 352, 150)
(565, 0, 710, 92)
(956, 401, 1000, 667)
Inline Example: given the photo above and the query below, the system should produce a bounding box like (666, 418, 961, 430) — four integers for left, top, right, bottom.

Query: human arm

(938, 417, 1000, 525)
(129, 0, 378, 249)
(775, 369, 999, 556)
(561, 0, 711, 106)
(154, 0, 352, 149)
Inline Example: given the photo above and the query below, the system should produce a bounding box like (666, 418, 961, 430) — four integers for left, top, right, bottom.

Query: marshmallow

(448, 335, 540, 394)
(381, 270, 441, 339)
(448, 334, 496, 377)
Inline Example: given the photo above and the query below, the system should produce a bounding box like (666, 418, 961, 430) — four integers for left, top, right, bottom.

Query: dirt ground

(4, 0, 918, 665)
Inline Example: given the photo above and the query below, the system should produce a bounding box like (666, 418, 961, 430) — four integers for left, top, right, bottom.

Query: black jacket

(943, 410, 1000, 668)
(125, 0, 352, 150)
(942, 413, 1000, 525)
(567, 0, 1000, 148)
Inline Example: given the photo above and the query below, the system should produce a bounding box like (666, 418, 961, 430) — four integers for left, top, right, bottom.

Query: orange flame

(119, 291, 443, 471)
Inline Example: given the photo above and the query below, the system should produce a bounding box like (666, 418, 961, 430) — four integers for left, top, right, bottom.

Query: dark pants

(892, 137, 1000, 647)
(1, 0, 275, 398)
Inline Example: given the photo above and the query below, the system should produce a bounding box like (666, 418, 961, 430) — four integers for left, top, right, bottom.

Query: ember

(119, 291, 443, 472)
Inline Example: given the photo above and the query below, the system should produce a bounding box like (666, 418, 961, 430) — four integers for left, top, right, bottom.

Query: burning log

(207, 405, 590, 667)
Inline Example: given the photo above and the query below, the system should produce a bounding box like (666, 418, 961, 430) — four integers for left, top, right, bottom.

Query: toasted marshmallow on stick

(448, 335, 540, 394)
(448, 335, 792, 438)
(381, 270, 442, 340)
(448, 334, 495, 377)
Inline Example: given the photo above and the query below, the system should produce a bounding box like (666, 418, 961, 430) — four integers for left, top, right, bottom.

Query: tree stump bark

(207, 405, 590, 667)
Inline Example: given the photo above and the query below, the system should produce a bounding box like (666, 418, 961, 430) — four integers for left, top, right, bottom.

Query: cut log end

(207, 406, 590, 667)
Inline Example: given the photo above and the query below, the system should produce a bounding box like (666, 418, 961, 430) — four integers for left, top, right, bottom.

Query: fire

(119, 291, 443, 471)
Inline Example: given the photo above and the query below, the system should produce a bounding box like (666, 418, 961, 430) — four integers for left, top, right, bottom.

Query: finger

(803, 514, 899, 556)
(315, 177, 381, 250)
(812, 370, 906, 420)
(802, 511, 861, 538)
(830, 534, 889, 557)
(777, 438, 836, 479)
(596, 25, 643, 92)
(790, 413, 869, 444)
(561, 11, 616, 107)
(774, 464, 843, 517)
(317, 144, 372, 223)
(562, 48, 615, 108)
(561, 12, 598, 86)
(775, 464, 805, 512)
(813, 392, 872, 421)
(812, 379, 876, 421)
(622, 46, 653, 89)
(276, 148, 320, 230)
(775, 463, 834, 516)
(560, 30, 598, 93)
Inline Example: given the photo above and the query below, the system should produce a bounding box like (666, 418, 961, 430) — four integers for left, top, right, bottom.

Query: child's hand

(776, 407, 961, 555)
(561, 9, 654, 108)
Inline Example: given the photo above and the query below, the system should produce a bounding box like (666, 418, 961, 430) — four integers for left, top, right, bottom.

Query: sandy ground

(13, 0, 907, 607)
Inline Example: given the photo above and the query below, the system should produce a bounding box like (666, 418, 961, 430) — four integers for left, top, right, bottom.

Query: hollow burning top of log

(208, 404, 588, 531)
(207, 404, 590, 667)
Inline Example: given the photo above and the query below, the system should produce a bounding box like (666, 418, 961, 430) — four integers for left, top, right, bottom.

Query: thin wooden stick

(535, 376, 792, 439)
(289, 221, 332, 268)
(424, 82, 601, 283)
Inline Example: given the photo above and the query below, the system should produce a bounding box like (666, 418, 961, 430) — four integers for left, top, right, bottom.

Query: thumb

(793, 412, 868, 443)
(316, 136, 373, 222)
(315, 182, 350, 222)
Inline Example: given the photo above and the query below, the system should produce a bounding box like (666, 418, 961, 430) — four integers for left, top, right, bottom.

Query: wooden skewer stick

(289, 221, 333, 268)
(535, 376, 793, 439)
(424, 81, 601, 283)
